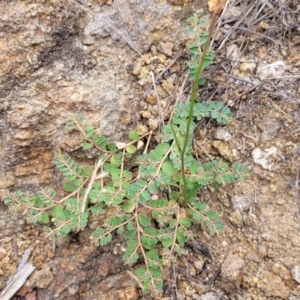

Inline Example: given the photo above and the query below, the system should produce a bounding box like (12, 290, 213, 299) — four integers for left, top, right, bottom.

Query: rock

(257, 271, 290, 299)
(231, 195, 252, 212)
(220, 254, 245, 291)
(91, 273, 138, 300)
(132, 61, 143, 75)
(157, 53, 167, 63)
(25, 291, 37, 300)
(198, 292, 219, 300)
(252, 147, 283, 170)
(136, 124, 149, 135)
(212, 140, 238, 162)
(257, 61, 285, 80)
(229, 209, 243, 227)
(271, 263, 291, 281)
(193, 260, 205, 271)
(292, 35, 300, 45)
(148, 118, 159, 131)
(150, 45, 158, 56)
(214, 127, 232, 141)
(240, 61, 256, 74)
(145, 91, 157, 104)
(291, 265, 300, 284)
(0, 248, 7, 260)
(141, 110, 152, 119)
(257, 118, 280, 142)
(222, 6, 242, 20)
(157, 42, 173, 56)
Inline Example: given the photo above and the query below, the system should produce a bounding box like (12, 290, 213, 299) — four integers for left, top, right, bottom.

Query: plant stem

(181, 13, 219, 206)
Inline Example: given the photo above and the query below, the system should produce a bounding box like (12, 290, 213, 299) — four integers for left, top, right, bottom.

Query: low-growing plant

(3, 13, 249, 296)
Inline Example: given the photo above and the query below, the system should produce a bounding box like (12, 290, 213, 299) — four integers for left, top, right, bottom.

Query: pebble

(252, 147, 282, 171)
(145, 91, 157, 104)
(291, 265, 300, 284)
(214, 127, 232, 141)
(221, 254, 245, 288)
(212, 140, 238, 162)
(148, 118, 159, 130)
(136, 124, 149, 135)
(257, 271, 290, 299)
(157, 42, 173, 57)
(0, 248, 8, 260)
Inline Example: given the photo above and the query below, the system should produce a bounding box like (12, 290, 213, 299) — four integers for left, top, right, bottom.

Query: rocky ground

(1, 0, 300, 299)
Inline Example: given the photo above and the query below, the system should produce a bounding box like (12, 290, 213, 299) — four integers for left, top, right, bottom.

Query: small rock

(193, 260, 205, 271)
(194, 282, 206, 295)
(258, 245, 267, 258)
(222, 6, 242, 20)
(257, 271, 290, 299)
(214, 127, 232, 141)
(145, 91, 157, 105)
(292, 35, 300, 45)
(25, 291, 36, 300)
(157, 42, 173, 56)
(132, 61, 142, 76)
(157, 53, 167, 63)
(148, 118, 159, 131)
(136, 124, 148, 135)
(81, 37, 94, 45)
(0, 248, 8, 260)
(271, 263, 291, 281)
(139, 66, 150, 78)
(258, 118, 280, 142)
(257, 61, 285, 80)
(240, 61, 256, 74)
(231, 195, 252, 212)
(150, 45, 157, 56)
(198, 292, 219, 300)
(229, 210, 243, 227)
(252, 147, 283, 170)
(212, 140, 238, 162)
(141, 110, 152, 119)
(226, 44, 239, 60)
(221, 254, 245, 290)
(291, 265, 300, 284)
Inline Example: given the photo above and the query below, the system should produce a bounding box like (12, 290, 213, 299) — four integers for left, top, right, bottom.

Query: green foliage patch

(3, 14, 249, 296)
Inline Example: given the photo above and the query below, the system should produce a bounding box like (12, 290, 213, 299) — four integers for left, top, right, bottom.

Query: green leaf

(51, 205, 64, 218)
(180, 217, 192, 228)
(162, 238, 173, 248)
(122, 200, 135, 213)
(135, 267, 147, 277)
(162, 160, 174, 176)
(85, 125, 94, 138)
(107, 143, 117, 152)
(63, 182, 77, 192)
(129, 130, 140, 141)
(126, 144, 137, 154)
(62, 224, 71, 234)
(74, 178, 84, 186)
(155, 143, 170, 156)
(150, 267, 162, 278)
(82, 165, 92, 176)
(176, 228, 187, 245)
(41, 212, 49, 224)
(139, 190, 151, 204)
(111, 154, 122, 167)
(138, 214, 151, 227)
(95, 136, 108, 148)
(108, 216, 122, 226)
(82, 142, 93, 150)
(125, 229, 137, 239)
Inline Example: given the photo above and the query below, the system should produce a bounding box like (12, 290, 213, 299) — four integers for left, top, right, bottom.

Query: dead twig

(0, 249, 35, 300)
